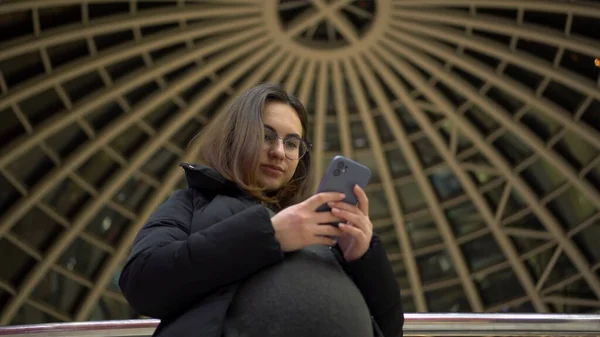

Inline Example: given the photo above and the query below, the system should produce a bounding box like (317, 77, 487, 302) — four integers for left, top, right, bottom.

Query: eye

(285, 138, 300, 149)
(264, 130, 276, 141)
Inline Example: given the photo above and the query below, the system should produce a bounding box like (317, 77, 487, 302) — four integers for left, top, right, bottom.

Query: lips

(261, 164, 284, 176)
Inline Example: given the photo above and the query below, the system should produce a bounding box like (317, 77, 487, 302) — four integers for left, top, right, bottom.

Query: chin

(259, 178, 284, 192)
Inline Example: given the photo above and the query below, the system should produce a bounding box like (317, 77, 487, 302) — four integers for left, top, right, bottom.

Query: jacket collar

(179, 162, 246, 196)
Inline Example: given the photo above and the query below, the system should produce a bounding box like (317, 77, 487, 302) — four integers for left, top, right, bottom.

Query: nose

(268, 139, 286, 159)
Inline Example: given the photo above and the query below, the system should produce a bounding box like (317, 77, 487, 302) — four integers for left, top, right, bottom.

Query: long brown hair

(194, 83, 313, 209)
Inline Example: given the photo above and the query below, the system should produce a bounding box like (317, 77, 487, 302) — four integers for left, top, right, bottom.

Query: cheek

(286, 161, 300, 180)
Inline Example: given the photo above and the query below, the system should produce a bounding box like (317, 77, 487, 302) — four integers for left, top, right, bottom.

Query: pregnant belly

(223, 246, 374, 337)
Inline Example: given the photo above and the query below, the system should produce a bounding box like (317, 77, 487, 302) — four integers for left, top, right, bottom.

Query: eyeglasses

(263, 127, 311, 160)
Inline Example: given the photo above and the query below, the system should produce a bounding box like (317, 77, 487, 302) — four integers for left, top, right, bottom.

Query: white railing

(0, 313, 598, 336)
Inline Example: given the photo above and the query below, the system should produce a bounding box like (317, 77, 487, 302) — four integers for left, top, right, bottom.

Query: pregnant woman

(119, 83, 404, 337)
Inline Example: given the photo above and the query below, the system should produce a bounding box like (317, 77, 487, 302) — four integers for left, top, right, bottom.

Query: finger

(303, 192, 346, 210)
(339, 223, 365, 239)
(312, 211, 342, 224)
(354, 185, 369, 216)
(330, 207, 363, 227)
(312, 224, 343, 237)
(312, 235, 337, 247)
(327, 201, 360, 214)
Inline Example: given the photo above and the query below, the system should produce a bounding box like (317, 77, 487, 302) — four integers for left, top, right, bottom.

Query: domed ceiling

(0, 0, 599, 325)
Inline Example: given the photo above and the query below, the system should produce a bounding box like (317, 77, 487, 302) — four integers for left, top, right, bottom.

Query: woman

(119, 83, 404, 337)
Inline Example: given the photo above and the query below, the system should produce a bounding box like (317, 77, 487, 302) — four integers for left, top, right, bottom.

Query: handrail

(0, 313, 598, 336)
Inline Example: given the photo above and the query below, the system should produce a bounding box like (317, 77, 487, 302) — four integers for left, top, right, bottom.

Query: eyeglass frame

(262, 126, 312, 160)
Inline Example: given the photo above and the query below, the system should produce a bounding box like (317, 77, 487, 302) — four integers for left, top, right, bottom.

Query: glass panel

(171, 120, 202, 149)
(493, 132, 534, 165)
(374, 115, 394, 143)
(105, 56, 146, 82)
(7, 146, 56, 188)
(426, 284, 471, 312)
(478, 267, 526, 307)
(113, 176, 154, 213)
(464, 106, 499, 135)
(350, 121, 369, 149)
(446, 201, 486, 237)
(0, 106, 27, 146)
(142, 147, 178, 180)
(19, 88, 65, 127)
(393, 262, 410, 290)
(47, 39, 89, 69)
(462, 234, 506, 272)
(574, 223, 600, 263)
(484, 182, 526, 220)
(45, 123, 89, 159)
(11, 304, 60, 325)
(58, 238, 108, 280)
(0, 51, 45, 89)
(77, 150, 120, 188)
(0, 238, 36, 286)
(85, 102, 124, 132)
(353, 151, 379, 184)
(542, 81, 585, 113)
(429, 166, 464, 200)
(386, 149, 410, 178)
(86, 206, 130, 245)
(32, 270, 87, 315)
(395, 105, 419, 134)
(366, 189, 390, 219)
(544, 252, 578, 288)
(0, 290, 10, 311)
(396, 181, 426, 213)
(401, 296, 416, 313)
(416, 250, 456, 282)
(125, 81, 160, 107)
(546, 186, 596, 229)
(413, 137, 442, 167)
(61, 70, 105, 104)
(12, 206, 63, 252)
(407, 213, 443, 249)
(581, 99, 600, 133)
(94, 295, 137, 320)
(323, 123, 341, 151)
(43, 178, 93, 220)
(110, 125, 149, 158)
(0, 172, 21, 214)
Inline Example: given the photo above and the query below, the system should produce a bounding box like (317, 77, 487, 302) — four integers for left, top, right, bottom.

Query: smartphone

(316, 155, 372, 224)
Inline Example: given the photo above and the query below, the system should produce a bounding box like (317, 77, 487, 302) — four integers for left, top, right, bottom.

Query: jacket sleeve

(336, 235, 404, 337)
(119, 189, 284, 319)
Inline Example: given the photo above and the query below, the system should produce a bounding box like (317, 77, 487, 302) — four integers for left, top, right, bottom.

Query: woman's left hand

(328, 185, 373, 262)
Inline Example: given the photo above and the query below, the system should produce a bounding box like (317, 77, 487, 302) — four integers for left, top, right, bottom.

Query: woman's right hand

(271, 192, 345, 252)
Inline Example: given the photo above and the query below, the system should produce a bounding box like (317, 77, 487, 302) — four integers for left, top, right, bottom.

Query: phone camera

(333, 169, 341, 176)
(337, 161, 345, 169)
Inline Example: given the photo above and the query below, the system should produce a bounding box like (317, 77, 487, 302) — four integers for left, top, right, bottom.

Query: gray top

(223, 208, 373, 337)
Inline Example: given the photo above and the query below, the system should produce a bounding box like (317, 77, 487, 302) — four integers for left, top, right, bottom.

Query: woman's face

(258, 102, 304, 191)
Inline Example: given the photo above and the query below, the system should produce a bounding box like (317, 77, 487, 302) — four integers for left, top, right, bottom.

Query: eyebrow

(264, 124, 301, 138)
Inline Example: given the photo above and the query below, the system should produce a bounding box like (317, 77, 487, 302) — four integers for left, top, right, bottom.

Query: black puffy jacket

(119, 163, 404, 337)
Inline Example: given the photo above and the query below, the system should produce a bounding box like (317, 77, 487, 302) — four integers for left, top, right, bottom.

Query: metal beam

(74, 48, 290, 320)
(342, 57, 427, 311)
(390, 20, 600, 149)
(0, 28, 268, 238)
(371, 42, 549, 311)
(0, 5, 260, 62)
(0, 35, 275, 324)
(381, 31, 600, 299)
(355, 51, 484, 311)
(0, 23, 265, 169)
